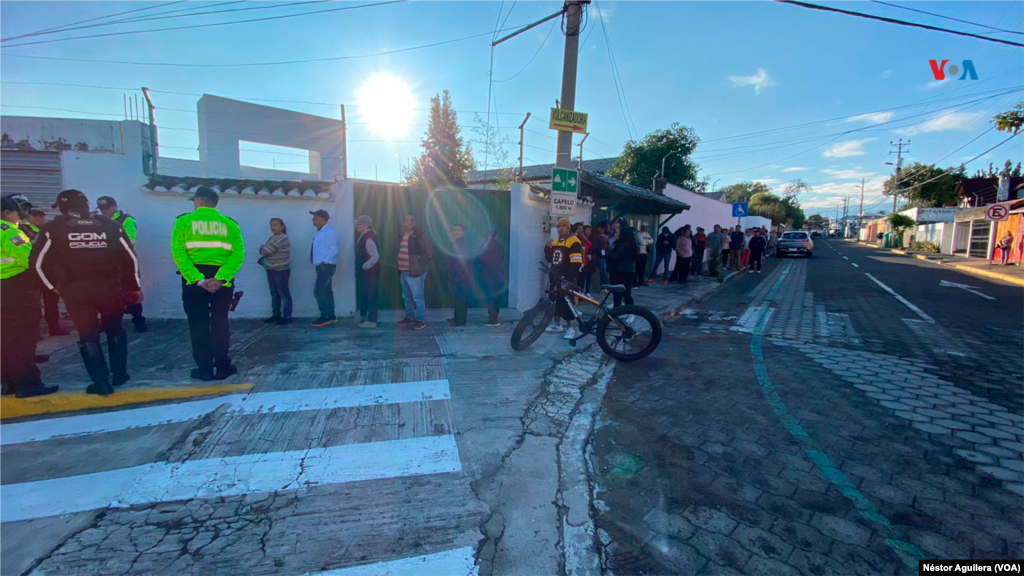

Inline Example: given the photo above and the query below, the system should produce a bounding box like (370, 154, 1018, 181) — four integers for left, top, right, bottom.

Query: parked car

(777, 231, 814, 258)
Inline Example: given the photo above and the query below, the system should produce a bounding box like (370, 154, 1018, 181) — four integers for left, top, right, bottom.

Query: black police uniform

(31, 207, 141, 395)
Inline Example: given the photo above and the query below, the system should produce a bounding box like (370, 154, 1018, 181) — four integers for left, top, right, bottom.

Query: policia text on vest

(171, 187, 245, 381)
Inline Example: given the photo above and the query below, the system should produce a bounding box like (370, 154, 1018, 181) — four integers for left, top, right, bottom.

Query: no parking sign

(986, 204, 1009, 221)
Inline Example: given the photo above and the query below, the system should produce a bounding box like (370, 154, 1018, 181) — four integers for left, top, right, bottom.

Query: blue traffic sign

(732, 202, 749, 218)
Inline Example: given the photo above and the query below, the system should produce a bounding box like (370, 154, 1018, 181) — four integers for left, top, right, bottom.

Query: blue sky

(1, 1, 1022, 217)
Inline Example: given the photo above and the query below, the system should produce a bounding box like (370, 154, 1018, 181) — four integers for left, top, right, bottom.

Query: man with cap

(309, 209, 339, 327)
(16, 202, 71, 337)
(1, 195, 58, 397)
(97, 195, 147, 332)
(31, 190, 141, 396)
(354, 215, 380, 329)
(171, 186, 244, 381)
(544, 217, 584, 340)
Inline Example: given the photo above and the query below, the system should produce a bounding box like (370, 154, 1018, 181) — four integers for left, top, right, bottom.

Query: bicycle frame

(540, 261, 628, 338)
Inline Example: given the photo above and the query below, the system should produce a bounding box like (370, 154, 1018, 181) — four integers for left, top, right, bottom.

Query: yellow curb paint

(1, 383, 253, 420)
(890, 249, 908, 255)
(945, 263, 1024, 287)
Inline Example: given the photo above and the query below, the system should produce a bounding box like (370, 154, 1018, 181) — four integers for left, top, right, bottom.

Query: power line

(595, 0, 635, 141)
(2, 2, 335, 43)
(1, 0, 408, 49)
(494, 19, 557, 83)
(0, 19, 537, 68)
(772, 0, 1024, 48)
(868, 1, 1024, 36)
(1, 1, 189, 42)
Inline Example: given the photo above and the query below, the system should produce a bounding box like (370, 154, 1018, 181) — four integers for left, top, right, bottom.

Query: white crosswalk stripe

(1, 378, 484, 575)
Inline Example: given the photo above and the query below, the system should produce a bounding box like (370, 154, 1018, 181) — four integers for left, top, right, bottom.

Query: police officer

(1, 195, 57, 397)
(18, 204, 71, 337)
(31, 190, 142, 396)
(172, 186, 244, 381)
(96, 195, 148, 333)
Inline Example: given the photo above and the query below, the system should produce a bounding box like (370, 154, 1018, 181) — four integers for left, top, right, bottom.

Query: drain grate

(681, 308, 721, 320)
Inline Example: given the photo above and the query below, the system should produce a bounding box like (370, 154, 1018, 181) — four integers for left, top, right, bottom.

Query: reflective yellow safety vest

(1, 219, 33, 280)
(171, 207, 245, 286)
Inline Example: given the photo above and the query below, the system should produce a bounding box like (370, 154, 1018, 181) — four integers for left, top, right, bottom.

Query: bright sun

(357, 74, 416, 138)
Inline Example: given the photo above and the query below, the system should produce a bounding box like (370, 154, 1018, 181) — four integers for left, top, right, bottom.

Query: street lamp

(712, 178, 721, 193)
(653, 150, 680, 191)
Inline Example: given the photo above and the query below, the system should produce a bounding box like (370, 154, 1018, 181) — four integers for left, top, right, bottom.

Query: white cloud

(882, 70, 893, 79)
(729, 68, 776, 96)
(923, 79, 949, 90)
(845, 111, 895, 125)
(823, 138, 876, 158)
(799, 174, 889, 210)
(753, 178, 781, 186)
(821, 168, 878, 180)
(782, 167, 807, 172)
(596, 1, 615, 21)
(896, 111, 984, 137)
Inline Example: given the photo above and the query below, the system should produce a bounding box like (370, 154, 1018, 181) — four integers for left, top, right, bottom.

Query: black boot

(78, 341, 114, 396)
(15, 381, 58, 398)
(108, 330, 130, 387)
(133, 316, 149, 333)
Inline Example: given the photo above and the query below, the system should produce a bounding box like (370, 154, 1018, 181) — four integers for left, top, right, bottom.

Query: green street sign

(552, 168, 579, 194)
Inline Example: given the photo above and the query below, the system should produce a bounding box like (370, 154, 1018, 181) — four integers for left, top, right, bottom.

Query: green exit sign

(552, 168, 579, 194)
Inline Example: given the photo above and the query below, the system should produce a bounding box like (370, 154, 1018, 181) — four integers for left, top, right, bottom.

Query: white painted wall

(196, 95, 344, 181)
(914, 222, 953, 251)
(1, 116, 138, 153)
(508, 184, 550, 311)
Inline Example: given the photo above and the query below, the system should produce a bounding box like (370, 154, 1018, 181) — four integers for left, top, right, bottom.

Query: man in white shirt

(635, 222, 654, 288)
(309, 209, 338, 327)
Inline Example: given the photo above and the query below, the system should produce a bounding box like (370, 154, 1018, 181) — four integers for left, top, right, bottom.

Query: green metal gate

(353, 182, 511, 310)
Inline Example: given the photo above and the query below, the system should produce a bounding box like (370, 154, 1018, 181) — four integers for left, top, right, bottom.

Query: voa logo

(929, 59, 978, 81)
(69, 232, 107, 249)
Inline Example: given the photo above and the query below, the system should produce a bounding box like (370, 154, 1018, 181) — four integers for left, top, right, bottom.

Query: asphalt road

(592, 240, 1024, 575)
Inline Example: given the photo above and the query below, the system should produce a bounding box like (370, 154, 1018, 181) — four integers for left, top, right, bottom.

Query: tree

(404, 90, 475, 188)
(781, 179, 809, 229)
(887, 213, 916, 246)
(750, 192, 787, 224)
(993, 102, 1023, 135)
(883, 162, 962, 207)
(805, 214, 829, 231)
(749, 191, 806, 228)
(606, 123, 701, 190)
(470, 113, 514, 191)
(720, 181, 771, 203)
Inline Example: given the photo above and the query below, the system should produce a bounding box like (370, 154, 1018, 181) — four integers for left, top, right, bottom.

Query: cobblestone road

(591, 240, 1024, 575)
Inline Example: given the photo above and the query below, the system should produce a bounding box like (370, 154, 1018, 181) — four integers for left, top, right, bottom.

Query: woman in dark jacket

(478, 229, 506, 327)
(609, 220, 637, 307)
(446, 224, 472, 327)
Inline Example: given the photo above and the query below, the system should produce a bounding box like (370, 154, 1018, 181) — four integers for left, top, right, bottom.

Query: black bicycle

(511, 261, 662, 362)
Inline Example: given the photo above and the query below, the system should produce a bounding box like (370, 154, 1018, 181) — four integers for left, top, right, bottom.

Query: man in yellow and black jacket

(171, 186, 244, 382)
(544, 217, 584, 340)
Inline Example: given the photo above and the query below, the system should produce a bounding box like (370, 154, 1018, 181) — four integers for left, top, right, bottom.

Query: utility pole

(577, 133, 589, 170)
(555, 1, 584, 169)
(889, 139, 908, 217)
(517, 112, 531, 181)
(858, 177, 865, 237)
(492, 2, 583, 170)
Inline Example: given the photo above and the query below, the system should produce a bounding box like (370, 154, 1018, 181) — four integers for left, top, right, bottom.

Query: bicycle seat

(601, 284, 626, 293)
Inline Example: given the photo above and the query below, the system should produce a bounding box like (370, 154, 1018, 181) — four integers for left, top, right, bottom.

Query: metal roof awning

(581, 170, 690, 215)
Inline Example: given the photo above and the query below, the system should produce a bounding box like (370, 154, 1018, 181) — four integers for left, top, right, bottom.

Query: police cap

(1, 195, 21, 213)
(96, 196, 118, 210)
(188, 186, 219, 205)
(52, 189, 89, 209)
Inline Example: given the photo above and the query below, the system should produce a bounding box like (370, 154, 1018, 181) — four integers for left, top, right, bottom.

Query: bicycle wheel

(596, 305, 662, 362)
(511, 300, 555, 351)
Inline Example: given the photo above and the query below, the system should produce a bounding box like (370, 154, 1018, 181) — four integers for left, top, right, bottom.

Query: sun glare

(357, 74, 416, 138)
